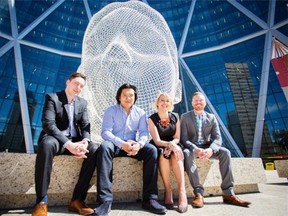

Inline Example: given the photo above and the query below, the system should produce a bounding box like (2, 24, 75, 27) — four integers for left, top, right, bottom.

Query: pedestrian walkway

(0, 170, 287, 216)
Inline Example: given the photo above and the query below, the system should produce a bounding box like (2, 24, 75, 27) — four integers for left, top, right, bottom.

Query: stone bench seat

(274, 160, 288, 179)
(0, 153, 266, 209)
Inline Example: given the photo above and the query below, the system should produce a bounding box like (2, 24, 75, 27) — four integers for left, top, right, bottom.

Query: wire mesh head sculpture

(78, 1, 181, 141)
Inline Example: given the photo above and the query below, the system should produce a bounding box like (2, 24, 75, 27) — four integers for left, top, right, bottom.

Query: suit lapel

(191, 112, 198, 141)
(57, 91, 70, 128)
(58, 91, 69, 115)
(192, 112, 198, 131)
(74, 96, 80, 117)
(202, 112, 208, 139)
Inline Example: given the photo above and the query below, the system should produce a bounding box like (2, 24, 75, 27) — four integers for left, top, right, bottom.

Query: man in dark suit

(32, 72, 98, 216)
(180, 91, 251, 208)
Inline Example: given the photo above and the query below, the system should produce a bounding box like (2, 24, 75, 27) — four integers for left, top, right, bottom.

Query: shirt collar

(193, 110, 204, 117)
(119, 104, 134, 112)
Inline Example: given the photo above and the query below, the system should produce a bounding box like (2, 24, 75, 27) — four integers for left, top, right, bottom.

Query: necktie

(196, 115, 201, 128)
(196, 115, 203, 144)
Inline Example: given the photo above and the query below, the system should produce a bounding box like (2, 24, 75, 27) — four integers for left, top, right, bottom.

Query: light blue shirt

(62, 100, 76, 137)
(101, 104, 149, 149)
(63, 99, 78, 148)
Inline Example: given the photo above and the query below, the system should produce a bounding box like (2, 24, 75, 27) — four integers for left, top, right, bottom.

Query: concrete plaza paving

(0, 170, 287, 216)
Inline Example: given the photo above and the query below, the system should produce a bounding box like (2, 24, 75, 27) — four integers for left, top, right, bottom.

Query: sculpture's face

(78, 1, 181, 140)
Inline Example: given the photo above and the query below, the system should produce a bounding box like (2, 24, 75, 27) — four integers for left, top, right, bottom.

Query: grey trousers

(183, 146, 235, 196)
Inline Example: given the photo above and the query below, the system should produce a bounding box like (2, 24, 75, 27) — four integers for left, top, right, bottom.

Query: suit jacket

(180, 110, 221, 153)
(38, 90, 91, 145)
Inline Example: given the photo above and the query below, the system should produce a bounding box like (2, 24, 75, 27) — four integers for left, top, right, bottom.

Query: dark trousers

(96, 141, 159, 202)
(35, 135, 98, 202)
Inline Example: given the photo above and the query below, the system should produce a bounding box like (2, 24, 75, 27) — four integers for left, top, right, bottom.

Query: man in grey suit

(32, 72, 98, 216)
(180, 91, 251, 208)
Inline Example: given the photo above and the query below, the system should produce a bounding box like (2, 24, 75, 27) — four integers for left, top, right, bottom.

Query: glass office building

(0, 0, 287, 158)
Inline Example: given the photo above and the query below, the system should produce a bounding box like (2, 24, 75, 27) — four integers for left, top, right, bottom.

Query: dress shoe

(164, 191, 174, 209)
(192, 193, 204, 208)
(142, 199, 167, 215)
(164, 203, 175, 210)
(68, 200, 94, 215)
(177, 205, 188, 213)
(94, 201, 112, 216)
(32, 202, 48, 216)
(223, 195, 251, 207)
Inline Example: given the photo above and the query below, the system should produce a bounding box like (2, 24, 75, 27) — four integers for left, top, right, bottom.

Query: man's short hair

(68, 72, 86, 81)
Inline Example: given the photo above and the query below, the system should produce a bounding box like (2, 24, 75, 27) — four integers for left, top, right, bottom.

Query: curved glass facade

(0, 0, 287, 158)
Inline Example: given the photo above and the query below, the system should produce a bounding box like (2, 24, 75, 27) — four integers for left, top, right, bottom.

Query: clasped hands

(66, 140, 89, 159)
(121, 140, 141, 156)
(194, 147, 213, 160)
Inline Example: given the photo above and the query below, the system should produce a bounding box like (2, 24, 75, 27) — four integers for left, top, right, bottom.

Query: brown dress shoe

(32, 202, 48, 216)
(192, 193, 204, 208)
(223, 195, 251, 207)
(68, 200, 94, 215)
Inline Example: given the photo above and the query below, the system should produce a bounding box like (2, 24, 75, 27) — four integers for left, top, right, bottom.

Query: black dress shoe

(142, 199, 167, 215)
(94, 201, 112, 216)
(164, 203, 175, 210)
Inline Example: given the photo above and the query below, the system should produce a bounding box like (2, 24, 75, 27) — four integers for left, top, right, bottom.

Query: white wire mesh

(78, 1, 181, 142)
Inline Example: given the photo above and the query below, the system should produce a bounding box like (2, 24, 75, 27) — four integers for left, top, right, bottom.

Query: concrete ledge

(0, 153, 266, 209)
(274, 160, 288, 178)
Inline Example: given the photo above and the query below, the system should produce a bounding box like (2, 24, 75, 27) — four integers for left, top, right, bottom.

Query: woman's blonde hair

(152, 92, 174, 111)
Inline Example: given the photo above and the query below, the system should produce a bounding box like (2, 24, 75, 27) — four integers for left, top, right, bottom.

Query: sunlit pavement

(1, 170, 287, 216)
